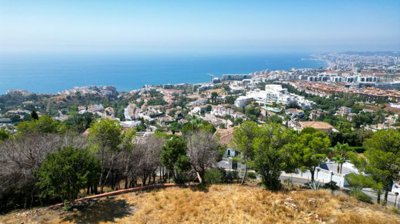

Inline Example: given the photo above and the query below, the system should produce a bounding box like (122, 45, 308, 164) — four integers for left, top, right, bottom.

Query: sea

(0, 52, 326, 94)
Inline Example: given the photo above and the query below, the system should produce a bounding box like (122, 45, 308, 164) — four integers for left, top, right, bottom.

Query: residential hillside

(1, 185, 399, 224)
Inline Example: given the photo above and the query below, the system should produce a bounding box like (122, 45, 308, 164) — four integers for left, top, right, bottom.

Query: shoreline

(0, 54, 327, 95)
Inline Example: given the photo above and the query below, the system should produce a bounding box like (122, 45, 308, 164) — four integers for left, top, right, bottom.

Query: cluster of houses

(78, 104, 115, 119)
(214, 125, 400, 196)
(234, 84, 314, 109)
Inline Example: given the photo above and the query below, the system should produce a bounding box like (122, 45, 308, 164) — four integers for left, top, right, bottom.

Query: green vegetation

(283, 83, 392, 141)
(233, 121, 330, 190)
(16, 115, 61, 135)
(1, 106, 400, 214)
(204, 168, 238, 184)
(225, 95, 237, 104)
(160, 136, 191, 184)
(353, 129, 400, 205)
(244, 104, 261, 121)
(345, 173, 375, 203)
(181, 117, 215, 134)
(210, 92, 219, 104)
(30, 110, 39, 120)
(88, 119, 123, 193)
(232, 121, 258, 184)
(294, 128, 331, 182)
(0, 92, 48, 113)
(0, 129, 10, 141)
(38, 147, 100, 203)
(204, 168, 224, 184)
(64, 112, 96, 133)
(331, 143, 354, 174)
(186, 131, 220, 184)
(349, 188, 373, 203)
(265, 114, 283, 124)
(253, 124, 298, 190)
(147, 97, 167, 106)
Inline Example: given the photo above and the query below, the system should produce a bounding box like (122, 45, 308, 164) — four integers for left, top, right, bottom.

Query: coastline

(0, 53, 327, 95)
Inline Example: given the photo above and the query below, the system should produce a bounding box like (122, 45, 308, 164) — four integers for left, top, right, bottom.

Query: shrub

(351, 146, 365, 153)
(350, 188, 372, 203)
(0, 128, 10, 141)
(204, 168, 224, 184)
(323, 181, 339, 191)
(391, 207, 400, 215)
(37, 147, 100, 203)
(247, 172, 257, 179)
(224, 171, 239, 183)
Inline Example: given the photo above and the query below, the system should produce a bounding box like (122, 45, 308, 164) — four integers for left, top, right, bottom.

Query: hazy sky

(1, 0, 399, 53)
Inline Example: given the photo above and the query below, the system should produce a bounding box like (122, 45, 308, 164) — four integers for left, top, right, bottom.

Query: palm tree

(332, 143, 354, 174)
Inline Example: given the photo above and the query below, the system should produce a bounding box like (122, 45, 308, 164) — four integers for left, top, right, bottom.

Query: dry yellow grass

(1, 185, 399, 224)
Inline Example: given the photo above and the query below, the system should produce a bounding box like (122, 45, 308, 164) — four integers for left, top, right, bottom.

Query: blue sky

(0, 0, 399, 53)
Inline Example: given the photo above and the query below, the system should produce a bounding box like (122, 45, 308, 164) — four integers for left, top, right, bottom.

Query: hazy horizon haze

(1, 0, 399, 54)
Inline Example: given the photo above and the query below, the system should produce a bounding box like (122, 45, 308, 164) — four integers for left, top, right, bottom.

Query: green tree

(160, 136, 191, 184)
(225, 95, 236, 105)
(252, 124, 298, 190)
(89, 119, 123, 192)
(37, 147, 100, 203)
(17, 115, 60, 136)
(169, 121, 182, 134)
(245, 104, 261, 121)
(345, 173, 378, 203)
(0, 128, 10, 141)
(211, 92, 219, 104)
(232, 121, 259, 184)
(373, 109, 386, 124)
(64, 112, 95, 133)
(30, 110, 39, 120)
(181, 117, 215, 134)
(346, 173, 376, 190)
(360, 129, 400, 205)
(266, 115, 283, 124)
(295, 128, 330, 182)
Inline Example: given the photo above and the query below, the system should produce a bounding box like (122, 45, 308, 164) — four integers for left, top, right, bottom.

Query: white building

(120, 120, 142, 128)
(234, 96, 252, 108)
(235, 84, 314, 109)
(124, 104, 140, 121)
(211, 105, 234, 117)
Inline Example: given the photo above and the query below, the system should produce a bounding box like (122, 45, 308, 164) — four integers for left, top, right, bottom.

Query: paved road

(362, 189, 399, 207)
(280, 174, 400, 206)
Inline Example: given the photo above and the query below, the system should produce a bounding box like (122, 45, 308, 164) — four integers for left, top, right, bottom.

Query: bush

(204, 168, 224, 184)
(351, 146, 365, 153)
(350, 188, 372, 203)
(224, 171, 239, 183)
(247, 172, 257, 179)
(37, 147, 100, 202)
(323, 181, 339, 191)
(0, 128, 10, 141)
(391, 207, 400, 215)
(304, 181, 322, 190)
(147, 97, 167, 106)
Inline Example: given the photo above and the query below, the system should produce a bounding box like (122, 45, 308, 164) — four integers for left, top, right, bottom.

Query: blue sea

(0, 53, 326, 94)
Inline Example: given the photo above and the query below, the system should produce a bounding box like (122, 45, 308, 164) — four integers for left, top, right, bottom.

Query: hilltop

(1, 185, 399, 224)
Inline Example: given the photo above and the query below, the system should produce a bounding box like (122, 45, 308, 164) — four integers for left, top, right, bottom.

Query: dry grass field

(1, 184, 399, 224)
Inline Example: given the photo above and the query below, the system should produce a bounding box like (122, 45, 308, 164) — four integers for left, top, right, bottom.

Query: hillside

(1, 185, 399, 224)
